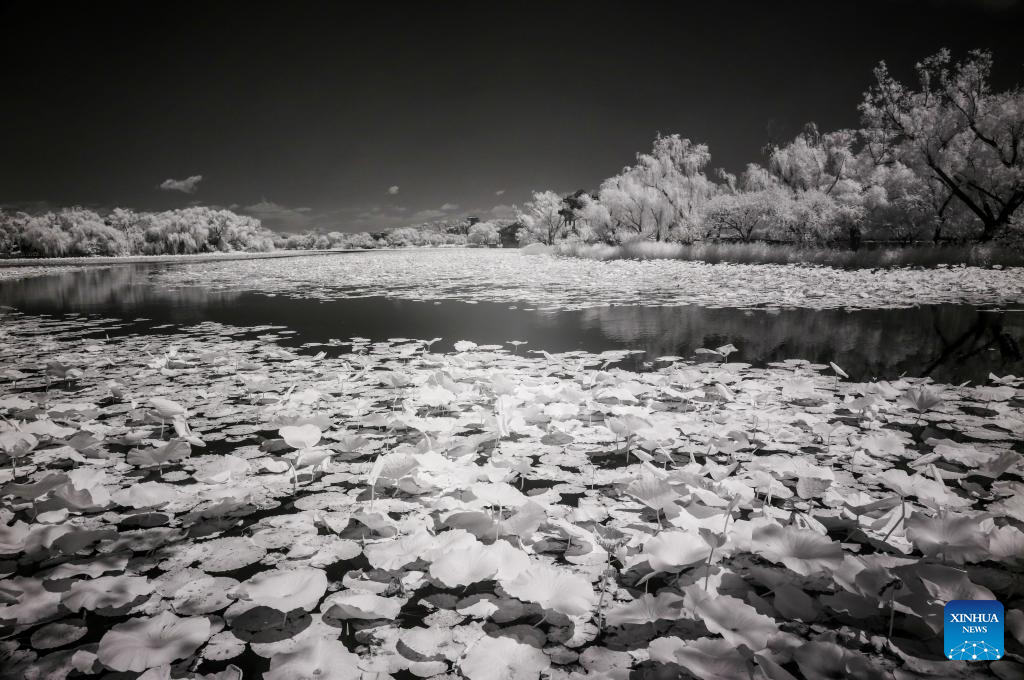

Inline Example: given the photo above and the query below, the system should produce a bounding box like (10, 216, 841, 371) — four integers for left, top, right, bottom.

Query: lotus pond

(1, 250, 1023, 680)
(1, 250, 1023, 383)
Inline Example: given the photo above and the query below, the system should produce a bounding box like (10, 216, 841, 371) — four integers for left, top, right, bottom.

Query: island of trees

(2, 49, 1021, 261)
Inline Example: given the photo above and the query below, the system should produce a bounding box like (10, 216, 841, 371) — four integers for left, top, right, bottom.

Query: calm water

(1, 259, 1022, 383)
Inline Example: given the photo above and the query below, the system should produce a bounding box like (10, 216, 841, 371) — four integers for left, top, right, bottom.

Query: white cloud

(388, 185, 400, 195)
(440, 202, 460, 211)
(159, 175, 203, 194)
(495, 189, 506, 196)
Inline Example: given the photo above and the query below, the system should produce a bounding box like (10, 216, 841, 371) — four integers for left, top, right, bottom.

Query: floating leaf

(279, 424, 323, 450)
(793, 641, 885, 680)
(265, 638, 361, 680)
(642, 530, 714, 572)
(230, 567, 328, 613)
(649, 637, 750, 680)
(694, 595, 780, 650)
(172, 576, 239, 615)
(197, 537, 267, 572)
(30, 620, 88, 650)
(899, 386, 943, 413)
(751, 524, 843, 576)
(501, 563, 596, 616)
(460, 635, 550, 680)
(148, 397, 187, 420)
(905, 512, 992, 564)
(97, 610, 211, 672)
(322, 590, 404, 620)
(829, 361, 849, 379)
(0, 576, 62, 624)
(61, 575, 153, 613)
(604, 592, 684, 627)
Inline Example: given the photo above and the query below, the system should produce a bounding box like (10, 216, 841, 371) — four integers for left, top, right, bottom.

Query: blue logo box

(944, 600, 1004, 661)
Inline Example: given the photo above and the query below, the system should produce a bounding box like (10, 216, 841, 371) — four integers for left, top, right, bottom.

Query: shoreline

(0, 248, 372, 268)
(5, 243, 1022, 271)
(556, 241, 1024, 269)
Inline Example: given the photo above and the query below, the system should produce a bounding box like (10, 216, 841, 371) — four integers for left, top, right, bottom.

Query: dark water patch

(2, 263, 1022, 382)
(198, 648, 270, 677)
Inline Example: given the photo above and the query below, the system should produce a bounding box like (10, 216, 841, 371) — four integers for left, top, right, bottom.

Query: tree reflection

(578, 304, 1024, 382)
(0, 266, 240, 314)
(2, 265, 1019, 384)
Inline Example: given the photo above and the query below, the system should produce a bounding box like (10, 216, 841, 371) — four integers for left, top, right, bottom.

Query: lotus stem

(886, 583, 900, 640)
(703, 551, 714, 591)
(880, 497, 905, 543)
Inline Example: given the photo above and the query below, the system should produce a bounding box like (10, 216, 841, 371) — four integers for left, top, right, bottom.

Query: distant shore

(0, 249, 371, 268)
(556, 241, 1024, 269)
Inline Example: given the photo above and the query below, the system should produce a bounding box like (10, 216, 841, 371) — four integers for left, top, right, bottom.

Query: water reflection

(1, 263, 1020, 383)
(577, 304, 1023, 382)
(0, 265, 241, 313)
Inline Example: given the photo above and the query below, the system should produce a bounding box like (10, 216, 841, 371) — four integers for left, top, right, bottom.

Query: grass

(555, 240, 1024, 268)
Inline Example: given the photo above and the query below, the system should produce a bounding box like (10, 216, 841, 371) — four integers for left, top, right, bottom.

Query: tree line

(4, 49, 1019, 258)
(515, 49, 1023, 248)
(0, 205, 508, 258)
(0, 207, 278, 258)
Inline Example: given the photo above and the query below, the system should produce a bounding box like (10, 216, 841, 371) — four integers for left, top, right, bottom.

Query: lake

(1, 249, 1022, 383)
(2, 249, 1023, 679)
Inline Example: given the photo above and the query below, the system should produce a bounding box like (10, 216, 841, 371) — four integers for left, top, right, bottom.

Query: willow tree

(860, 49, 1024, 241)
(768, 123, 859, 196)
(633, 134, 715, 240)
(584, 134, 714, 243)
(518, 191, 569, 245)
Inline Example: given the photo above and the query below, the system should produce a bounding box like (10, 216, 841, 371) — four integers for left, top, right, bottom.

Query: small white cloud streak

(159, 175, 204, 194)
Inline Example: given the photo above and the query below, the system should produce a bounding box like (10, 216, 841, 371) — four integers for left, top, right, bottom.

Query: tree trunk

(980, 192, 1024, 241)
(978, 219, 1000, 242)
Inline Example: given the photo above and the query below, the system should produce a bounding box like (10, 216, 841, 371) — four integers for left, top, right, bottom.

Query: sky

(2, 0, 1023, 232)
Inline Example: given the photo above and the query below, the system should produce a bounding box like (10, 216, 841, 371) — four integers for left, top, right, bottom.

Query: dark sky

(2, 0, 1023, 232)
